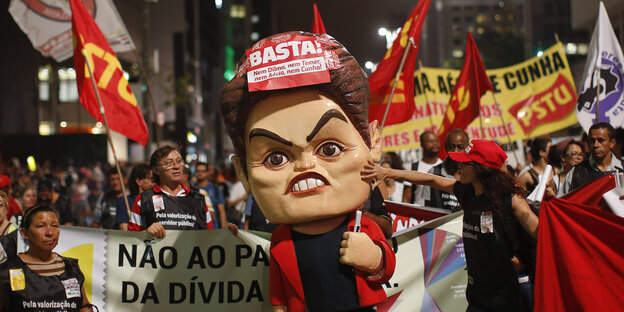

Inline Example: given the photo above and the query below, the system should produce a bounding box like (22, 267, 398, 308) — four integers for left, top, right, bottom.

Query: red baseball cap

(448, 140, 507, 170)
(0, 175, 10, 188)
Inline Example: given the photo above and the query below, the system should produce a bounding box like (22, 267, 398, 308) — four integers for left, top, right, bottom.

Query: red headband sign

(243, 34, 340, 91)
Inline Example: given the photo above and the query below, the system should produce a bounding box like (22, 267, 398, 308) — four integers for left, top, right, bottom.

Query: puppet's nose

(294, 153, 316, 171)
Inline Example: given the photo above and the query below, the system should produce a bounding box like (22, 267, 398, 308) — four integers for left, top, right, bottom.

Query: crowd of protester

(0, 152, 251, 232)
(1, 122, 623, 312)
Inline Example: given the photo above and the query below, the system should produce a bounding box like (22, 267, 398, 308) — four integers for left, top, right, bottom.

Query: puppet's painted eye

(263, 152, 288, 168)
(317, 142, 344, 158)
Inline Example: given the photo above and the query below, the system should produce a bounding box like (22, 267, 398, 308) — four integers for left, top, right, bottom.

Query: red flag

(437, 32, 492, 159)
(562, 173, 615, 210)
(535, 194, 624, 311)
(70, 0, 148, 146)
(311, 3, 326, 34)
(368, 0, 431, 126)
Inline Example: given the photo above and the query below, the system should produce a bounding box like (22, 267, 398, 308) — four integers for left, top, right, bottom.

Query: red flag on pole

(311, 3, 326, 34)
(437, 32, 492, 159)
(70, 0, 148, 146)
(368, 0, 431, 126)
(535, 188, 624, 311)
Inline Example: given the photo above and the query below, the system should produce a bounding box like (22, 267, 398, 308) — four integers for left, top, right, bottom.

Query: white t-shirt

(406, 159, 442, 206)
(229, 181, 247, 220)
(388, 181, 405, 202)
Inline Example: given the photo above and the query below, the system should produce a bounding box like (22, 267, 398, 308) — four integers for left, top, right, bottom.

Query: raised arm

(361, 161, 456, 195)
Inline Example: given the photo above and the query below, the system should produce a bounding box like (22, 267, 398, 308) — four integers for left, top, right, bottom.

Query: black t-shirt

(52, 196, 75, 226)
(292, 219, 371, 312)
(0, 231, 17, 270)
(454, 182, 526, 312)
(139, 188, 208, 230)
(1, 256, 85, 312)
(98, 191, 121, 229)
(365, 186, 391, 220)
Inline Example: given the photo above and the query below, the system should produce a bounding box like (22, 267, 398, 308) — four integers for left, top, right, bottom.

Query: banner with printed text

(45, 213, 466, 311)
(381, 42, 578, 151)
(9, 0, 135, 62)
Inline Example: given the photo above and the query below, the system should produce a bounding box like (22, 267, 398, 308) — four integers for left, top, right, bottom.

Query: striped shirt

(21, 253, 65, 277)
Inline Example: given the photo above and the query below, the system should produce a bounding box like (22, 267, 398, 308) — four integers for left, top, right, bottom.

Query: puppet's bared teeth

(291, 178, 326, 192)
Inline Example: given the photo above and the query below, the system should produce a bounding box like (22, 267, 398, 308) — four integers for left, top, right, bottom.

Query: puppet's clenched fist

(339, 232, 383, 273)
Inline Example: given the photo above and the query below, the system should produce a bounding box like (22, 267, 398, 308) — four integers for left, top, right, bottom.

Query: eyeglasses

(161, 158, 184, 169)
(565, 152, 584, 159)
(445, 142, 466, 151)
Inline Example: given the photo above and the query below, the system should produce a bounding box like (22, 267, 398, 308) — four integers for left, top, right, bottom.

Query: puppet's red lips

(286, 172, 330, 195)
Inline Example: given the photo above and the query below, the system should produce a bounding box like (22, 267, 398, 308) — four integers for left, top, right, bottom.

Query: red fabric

(311, 3, 326, 34)
(368, 0, 431, 126)
(561, 173, 615, 211)
(269, 212, 395, 311)
(70, 0, 148, 146)
(7, 197, 21, 220)
(535, 195, 624, 311)
(437, 32, 493, 159)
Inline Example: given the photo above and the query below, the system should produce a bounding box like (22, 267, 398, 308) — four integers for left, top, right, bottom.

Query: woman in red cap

(362, 139, 538, 312)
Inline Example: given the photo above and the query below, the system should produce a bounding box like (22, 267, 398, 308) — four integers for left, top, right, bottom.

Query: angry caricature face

(235, 90, 381, 225)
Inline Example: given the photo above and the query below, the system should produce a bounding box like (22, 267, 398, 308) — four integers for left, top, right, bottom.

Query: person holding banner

(362, 139, 538, 312)
(0, 205, 94, 312)
(128, 146, 213, 238)
(221, 31, 395, 312)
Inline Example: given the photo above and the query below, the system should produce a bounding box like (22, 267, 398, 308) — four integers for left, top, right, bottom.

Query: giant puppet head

(220, 32, 382, 228)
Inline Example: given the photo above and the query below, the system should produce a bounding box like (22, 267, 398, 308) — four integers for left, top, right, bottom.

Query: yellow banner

(381, 42, 578, 151)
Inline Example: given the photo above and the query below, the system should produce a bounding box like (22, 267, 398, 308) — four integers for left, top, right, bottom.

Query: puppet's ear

(368, 120, 382, 162)
(232, 155, 250, 193)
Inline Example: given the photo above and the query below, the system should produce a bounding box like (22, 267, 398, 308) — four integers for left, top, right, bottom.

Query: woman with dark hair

(0, 205, 94, 311)
(556, 140, 585, 197)
(115, 164, 154, 231)
(518, 138, 552, 193)
(362, 140, 538, 312)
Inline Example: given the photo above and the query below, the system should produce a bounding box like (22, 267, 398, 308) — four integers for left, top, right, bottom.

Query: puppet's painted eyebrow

(249, 128, 293, 146)
(306, 109, 348, 142)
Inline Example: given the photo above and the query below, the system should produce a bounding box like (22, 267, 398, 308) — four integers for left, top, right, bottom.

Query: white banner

(8, 0, 135, 62)
(576, 1, 624, 131)
(42, 213, 467, 311)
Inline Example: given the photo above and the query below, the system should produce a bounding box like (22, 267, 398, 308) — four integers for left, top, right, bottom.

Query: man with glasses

(560, 122, 624, 195)
(128, 146, 213, 238)
(423, 129, 469, 212)
(403, 131, 443, 205)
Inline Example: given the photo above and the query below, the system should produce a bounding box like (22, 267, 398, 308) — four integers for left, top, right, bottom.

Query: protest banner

(576, 2, 624, 131)
(9, 0, 134, 62)
(381, 42, 577, 152)
(41, 213, 466, 311)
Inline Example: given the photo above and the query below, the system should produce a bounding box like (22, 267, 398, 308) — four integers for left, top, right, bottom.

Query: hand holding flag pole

(81, 48, 132, 222)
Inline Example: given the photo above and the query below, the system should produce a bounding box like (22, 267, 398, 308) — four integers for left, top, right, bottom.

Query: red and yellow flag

(311, 3, 326, 34)
(70, 0, 148, 146)
(368, 0, 431, 126)
(438, 32, 492, 159)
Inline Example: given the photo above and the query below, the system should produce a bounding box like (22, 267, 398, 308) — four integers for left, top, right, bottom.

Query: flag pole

(132, 50, 161, 148)
(595, 15, 601, 124)
(491, 92, 520, 166)
(479, 103, 485, 139)
(82, 48, 133, 221)
(380, 38, 415, 131)
(418, 60, 435, 128)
